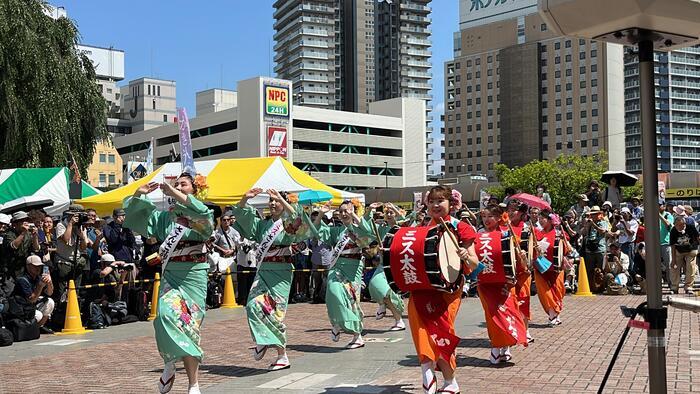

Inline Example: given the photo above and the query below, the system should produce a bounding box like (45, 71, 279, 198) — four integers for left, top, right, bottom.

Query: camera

(66, 210, 89, 227)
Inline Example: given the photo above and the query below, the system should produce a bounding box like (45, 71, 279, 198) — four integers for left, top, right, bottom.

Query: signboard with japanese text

(267, 126, 288, 158)
(264, 85, 290, 117)
(460, 0, 538, 29)
(666, 187, 700, 199)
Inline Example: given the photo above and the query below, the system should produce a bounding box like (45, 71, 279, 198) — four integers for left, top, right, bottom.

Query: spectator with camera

(37, 215, 56, 268)
(15, 255, 54, 334)
(602, 243, 630, 295)
(102, 209, 136, 266)
(583, 206, 610, 292)
(613, 207, 639, 272)
(2, 211, 41, 280)
(54, 205, 89, 297)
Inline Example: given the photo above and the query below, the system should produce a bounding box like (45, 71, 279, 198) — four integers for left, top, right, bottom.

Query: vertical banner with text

(177, 108, 196, 175)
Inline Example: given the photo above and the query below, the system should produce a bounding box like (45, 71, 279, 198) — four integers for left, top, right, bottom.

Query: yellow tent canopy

(77, 157, 364, 216)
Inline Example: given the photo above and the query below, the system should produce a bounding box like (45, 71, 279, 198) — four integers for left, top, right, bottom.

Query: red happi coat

(475, 228, 528, 348)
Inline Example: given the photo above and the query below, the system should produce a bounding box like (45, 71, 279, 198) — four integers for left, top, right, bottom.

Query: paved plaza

(0, 292, 698, 393)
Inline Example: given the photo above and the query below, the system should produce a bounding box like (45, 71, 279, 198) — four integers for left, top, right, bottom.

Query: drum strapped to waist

(147, 240, 205, 266)
(381, 225, 463, 293)
(475, 230, 516, 284)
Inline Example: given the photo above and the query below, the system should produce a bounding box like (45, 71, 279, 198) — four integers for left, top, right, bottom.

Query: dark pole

(638, 31, 668, 394)
(384, 161, 389, 188)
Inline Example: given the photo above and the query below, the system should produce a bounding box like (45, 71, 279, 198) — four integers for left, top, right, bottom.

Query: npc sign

(267, 126, 288, 158)
(264, 85, 289, 117)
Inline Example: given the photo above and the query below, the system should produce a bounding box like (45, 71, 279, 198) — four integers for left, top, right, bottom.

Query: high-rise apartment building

(624, 46, 700, 173)
(273, 0, 436, 178)
(443, 0, 625, 181)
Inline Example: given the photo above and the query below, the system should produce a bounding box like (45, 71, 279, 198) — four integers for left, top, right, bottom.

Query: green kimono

(124, 194, 214, 364)
(316, 217, 376, 335)
(231, 204, 314, 348)
(366, 213, 405, 315)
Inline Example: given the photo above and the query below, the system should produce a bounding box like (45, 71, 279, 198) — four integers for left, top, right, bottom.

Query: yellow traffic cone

(575, 257, 595, 297)
(147, 273, 160, 321)
(221, 267, 240, 308)
(56, 280, 93, 335)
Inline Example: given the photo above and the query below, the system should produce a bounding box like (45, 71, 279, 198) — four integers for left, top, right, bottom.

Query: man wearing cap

(583, 206, 610, 291)
(55, 205, 89, 296)
(616, 207, 639, 273)
(102, 208, 136, 266)
(569, 194, 591, 223)
(2, 211, 41, 280)
(16, 255, 54, 334)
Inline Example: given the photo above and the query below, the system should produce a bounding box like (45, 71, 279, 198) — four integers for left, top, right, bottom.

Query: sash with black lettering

(255, 219, 284, 262)
(159, 223, 188, 272)
(329, 231, 353, 267)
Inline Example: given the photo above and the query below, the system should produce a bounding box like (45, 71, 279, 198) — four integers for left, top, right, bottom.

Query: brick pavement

(0, 293, 698, 393)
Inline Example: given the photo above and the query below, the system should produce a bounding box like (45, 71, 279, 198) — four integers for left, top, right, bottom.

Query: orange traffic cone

(575, 257, 595, 297)
(221, 267, 240, 308)
(56, 280, 93, 335)
(147, 273, 160, 321)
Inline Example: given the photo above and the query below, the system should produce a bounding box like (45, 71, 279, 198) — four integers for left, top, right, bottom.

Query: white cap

(0, 214, 10, 225)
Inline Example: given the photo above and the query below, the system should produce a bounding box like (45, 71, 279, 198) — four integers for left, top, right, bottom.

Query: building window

(566, 97, 572, 105)
(555, 70, 561, 78)
(542, 87, 548, 94)
(108, 154, 115, 164)
(163, 114, 168, 122)
(567, 126, 573, 134)
(148, 85, 151, 95)
(477, 151, 482, 158)
(591, 64, 597, 72)
(580, 66, 586, 74)
(475, 71, 481, 78)
(555, 42, 561, 50)
(108, 174, 116, 184)
(556, 114, 562, 121)
(467, 99, 472, 105)
(99, 153, 106, 163)
(152, 100, 156, 110)
(542, 73, 547, 80)
(468, 152, 473, 158)
(487, 82, 493, 89)
(591, 49, 597, 57)
(581, 140, 588, 147)
(556, 128, 562, 135)
(565, 54, 572, 62)
(456, 140, 462, 146)
(468, 165, 473, 171)
(581, 110, 587, 118)
(580, 80, 587, 88)
(592, 94, 598, 102)
(567, 141, 573, 149)
(580, 96, 587, 103)
(99, 173, 106, 184)
(592, 124, 599, 132)
(541, 23, 547, 31)
(541, 44, 547, 52)
(556, 99, 562, 107)
(543, 129, 548, 137)
(555, 56, 561, 64)
(592, 109, 598, 117)
(488, 136, 493, 143)
(579, 52, 586, 60)
(566, 68, 572, 77)
(566, 112, 573, 120)
(476, 97, 481, 104)
(487, 55, 493, 63)
(476, 137, 482, 144)
(591, 79, 598, 87)
(476, 164, 482, 171)
(448, 166, 453, 173)
(592, 139, 599, 147)
(565, 40, 571, 48)
(542, 101, 548, 109)
(581, 125, 587, 133)
(542, 144, 548, 151)
(556, 85, 561, 92)
(556, 142, 562, 150)
(157, 86, 161, 96)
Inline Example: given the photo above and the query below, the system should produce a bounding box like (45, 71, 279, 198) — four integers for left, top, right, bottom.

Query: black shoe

(40, 326, 54, 335)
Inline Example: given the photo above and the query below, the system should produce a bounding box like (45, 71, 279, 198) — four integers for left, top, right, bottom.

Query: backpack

(0, 316, 13, 347)
(127, 288, 150, 321)
(87, 302, 110, 329)
(6, 318, 39, 342)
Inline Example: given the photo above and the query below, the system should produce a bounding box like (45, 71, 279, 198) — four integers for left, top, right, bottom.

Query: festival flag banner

(177, 108, 196, 175)
(145, 137, 154, 174)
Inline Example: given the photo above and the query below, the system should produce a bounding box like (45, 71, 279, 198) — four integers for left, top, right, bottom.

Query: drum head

(438, 233, 461, 283)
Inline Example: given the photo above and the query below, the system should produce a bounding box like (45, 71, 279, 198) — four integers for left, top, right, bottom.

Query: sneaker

(376, 305, 387, 320)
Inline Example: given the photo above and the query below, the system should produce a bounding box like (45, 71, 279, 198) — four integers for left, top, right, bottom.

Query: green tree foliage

(0, 0, 107, 173)
(489, 152, 608, 213)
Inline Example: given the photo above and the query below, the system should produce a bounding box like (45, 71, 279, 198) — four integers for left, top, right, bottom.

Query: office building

(119, 77, 177, 133)
(112, 76, 427, 190)
(196, 89, 238, 116)
(624, 45, 700, 173)
(443, 0, 625, 181)
(273, 0, 437, 177)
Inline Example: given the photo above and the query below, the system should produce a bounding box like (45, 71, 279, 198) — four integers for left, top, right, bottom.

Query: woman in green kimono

(364, 202, 406, 331)
(124, 173, 214, 394)
(313, 199, 374, 349)
(231, 188, 315, 371)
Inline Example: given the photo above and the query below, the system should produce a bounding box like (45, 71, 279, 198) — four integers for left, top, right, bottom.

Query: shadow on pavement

(528, 323, 552, 329)
(456, 355, 513, 368)
(321, 383, 415, 393)
(458, 338, 491, 348)
(286, 344, 347, 353)
(397, 355, 420, 367)
(198, 364, 269, 377)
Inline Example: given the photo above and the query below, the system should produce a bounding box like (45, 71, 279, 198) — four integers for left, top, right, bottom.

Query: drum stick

(369, 215, 383, 245)
(438, 217, 461, 250)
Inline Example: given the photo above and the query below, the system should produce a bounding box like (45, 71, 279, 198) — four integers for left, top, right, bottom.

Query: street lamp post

(383, 161, 388, 188)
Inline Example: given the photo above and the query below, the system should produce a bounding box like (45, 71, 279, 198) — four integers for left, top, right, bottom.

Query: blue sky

(65, 0, 459, 119)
